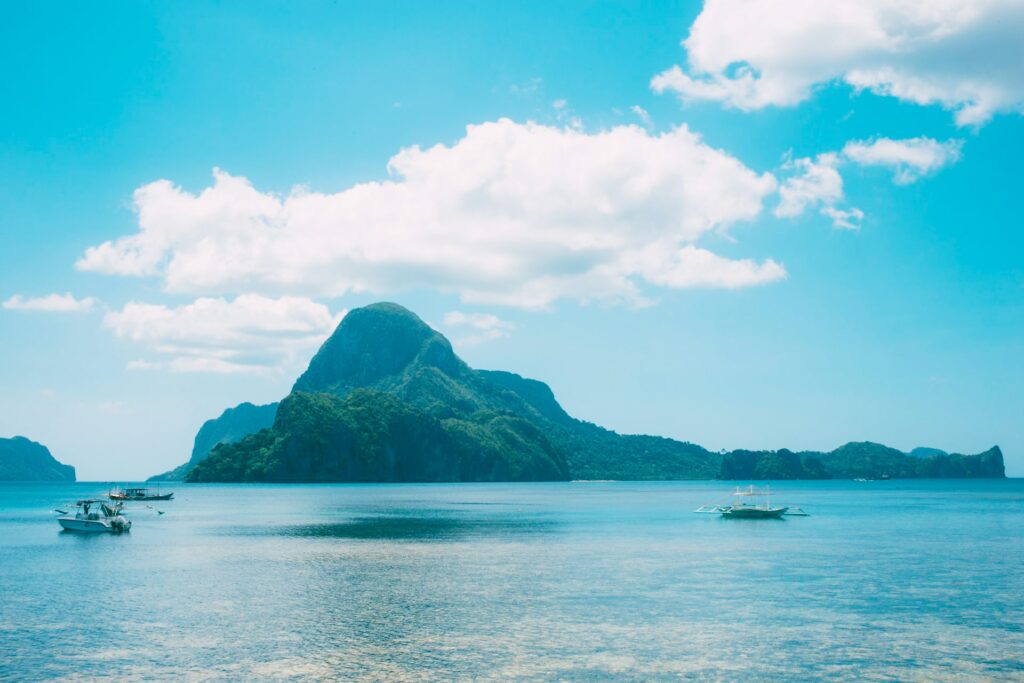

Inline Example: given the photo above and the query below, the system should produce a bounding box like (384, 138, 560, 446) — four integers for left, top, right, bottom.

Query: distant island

(149, 402, 278, 481)
(154, 303, 1003, 483)
(0, 436, 76, 481)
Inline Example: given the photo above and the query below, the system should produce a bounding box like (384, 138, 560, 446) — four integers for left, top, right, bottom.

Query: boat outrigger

(57, 500, 132, 533)
(108, 486, 174, 502)
(695, 485, 808, 519)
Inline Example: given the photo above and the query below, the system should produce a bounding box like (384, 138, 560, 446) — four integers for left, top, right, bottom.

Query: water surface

(1, 480, 1022, 681)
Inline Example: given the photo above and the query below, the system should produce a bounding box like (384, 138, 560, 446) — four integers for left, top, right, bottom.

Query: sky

(1, 0, 1022, 480)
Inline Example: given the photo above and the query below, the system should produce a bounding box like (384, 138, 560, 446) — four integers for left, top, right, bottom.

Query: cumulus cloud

(104, 294, 343, 374)
(623, 244, 787, 289)
(652, 0, 1024, 126)
(775, 153, 845, 219)
(77, 119, 785, 309)
(774, 153, 863, 229)
(842, 137, 963, 184)
(3, 293, 98, 312)
(771, 136, 962, 228)
(442, 311, 516, 346)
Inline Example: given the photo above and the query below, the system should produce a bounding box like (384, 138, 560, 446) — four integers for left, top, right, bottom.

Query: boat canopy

(733, 485, 772, 496)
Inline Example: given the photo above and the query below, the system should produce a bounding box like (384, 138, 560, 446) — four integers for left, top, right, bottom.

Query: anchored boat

(108, 486, 174, 502)
(57, 500, 132, 533)
(695, 485, 808, 518)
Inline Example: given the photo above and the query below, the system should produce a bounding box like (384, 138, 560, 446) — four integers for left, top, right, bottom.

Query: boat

(57, 500, 132, 533)
(108, 486, 174, 502)
(695, 485, 808, 518)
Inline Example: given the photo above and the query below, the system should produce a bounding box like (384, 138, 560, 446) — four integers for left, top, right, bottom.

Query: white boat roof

(733, 485, 772, 496)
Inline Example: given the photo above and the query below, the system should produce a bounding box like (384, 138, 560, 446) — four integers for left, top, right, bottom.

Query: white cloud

(653, 0, 1024, 126)
(771, 136, 961, 228)
(550, 100, 582, 129)
(821, 206, 865, 231)
(104, 294, 343, 374)
(623, 245, 787, 289)
(3, 293, 98, 312)
(631, 105, 653, 128)
(774, 153, 864, 229)
(843, 137, 963, 184)
(77, 119, 784, 310)
(775, 153, 846, 219)
(125, 359, 162, 372)
(442, 311, 516, 345)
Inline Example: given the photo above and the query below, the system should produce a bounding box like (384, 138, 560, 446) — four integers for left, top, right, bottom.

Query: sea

(1, 479, 1022, 682)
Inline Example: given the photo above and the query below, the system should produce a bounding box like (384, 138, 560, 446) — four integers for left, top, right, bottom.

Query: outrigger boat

(695, 485, 808, 518)
(57, 500, 132, 533)
(108, 486, 174, 502)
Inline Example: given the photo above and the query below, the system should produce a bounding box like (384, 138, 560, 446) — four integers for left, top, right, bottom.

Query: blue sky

(1, 1, 1022, 479)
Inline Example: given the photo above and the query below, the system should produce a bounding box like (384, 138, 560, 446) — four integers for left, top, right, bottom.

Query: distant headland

(147, 302, 1002, 483)
(149, 402, 277, 482)
(0, 436, 76, 482)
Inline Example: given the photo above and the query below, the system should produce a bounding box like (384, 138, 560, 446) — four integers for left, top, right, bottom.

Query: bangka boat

(108, 486, 174, 502)
(57, 500, 132, 533)
(695, 485, 808, 518)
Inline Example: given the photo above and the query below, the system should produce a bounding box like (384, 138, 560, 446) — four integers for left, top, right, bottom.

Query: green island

(162, 302, 1005, 483)
(149, 402, 278, 482)
(0, 436, 76, 482)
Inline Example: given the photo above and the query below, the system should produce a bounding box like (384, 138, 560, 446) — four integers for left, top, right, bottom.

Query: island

(162, 303, 1005, 483)
(149, 401, 278, 481)
(0, 436, 76, 481)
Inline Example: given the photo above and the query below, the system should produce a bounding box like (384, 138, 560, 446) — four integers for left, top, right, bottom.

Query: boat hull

(721, 506, 789, 519)
(108, 493, 173, 501)
(58, 518, 115, 533)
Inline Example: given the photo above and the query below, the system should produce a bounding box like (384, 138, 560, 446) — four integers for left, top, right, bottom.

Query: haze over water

(2, 480, 1022, 681)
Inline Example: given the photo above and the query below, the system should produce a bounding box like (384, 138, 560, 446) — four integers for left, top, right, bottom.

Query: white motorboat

(57, 499, 132, 533)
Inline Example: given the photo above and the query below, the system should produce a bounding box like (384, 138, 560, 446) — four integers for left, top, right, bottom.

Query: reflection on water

(244, 512, 559, 540)
(1, 480, 1023, 681)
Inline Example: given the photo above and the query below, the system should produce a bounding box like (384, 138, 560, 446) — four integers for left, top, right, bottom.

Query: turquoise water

(1, 480, 1022, 681)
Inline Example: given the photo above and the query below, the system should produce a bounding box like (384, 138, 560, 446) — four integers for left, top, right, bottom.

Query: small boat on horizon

(57, 500, 132, 533)
(695, 485, 808, 519)
(108, 486, 174, 502)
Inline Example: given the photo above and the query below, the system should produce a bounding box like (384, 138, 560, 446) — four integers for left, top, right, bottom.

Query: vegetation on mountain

(150, 402, 278, 481)
(0, 436, 76, 481)
(720, 449, 830, 480)
(720, 443, 1003, 479)
(908, 446, 948, 459)
(190, 389, 567, 482)
(185, 302, 1006, 483)
(815, 442, 1004, 479)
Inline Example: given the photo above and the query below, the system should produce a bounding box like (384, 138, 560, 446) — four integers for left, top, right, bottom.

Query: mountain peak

(183, 300, 1007, 484)
(293, 302, 463, 395)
